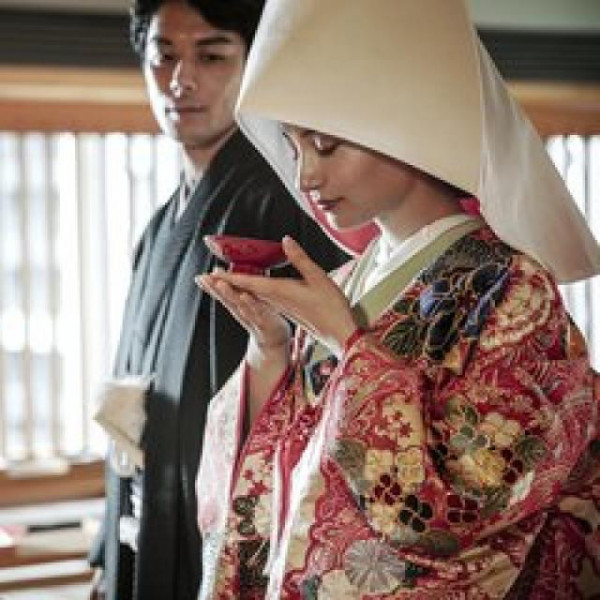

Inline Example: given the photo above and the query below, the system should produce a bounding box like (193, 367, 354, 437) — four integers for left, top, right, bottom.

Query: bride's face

(283, 125, 422, 232)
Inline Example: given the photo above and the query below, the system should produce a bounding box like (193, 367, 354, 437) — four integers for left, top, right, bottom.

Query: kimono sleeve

(326, 257, 598, 557)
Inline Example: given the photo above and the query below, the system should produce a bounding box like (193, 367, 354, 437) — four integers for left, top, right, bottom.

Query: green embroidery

(333, 438, 366, 478)
(301, 576, 320, 600)
(383, 317, 422, 357)
(514, 434, 548, 468)
(416, 528, 461, 558)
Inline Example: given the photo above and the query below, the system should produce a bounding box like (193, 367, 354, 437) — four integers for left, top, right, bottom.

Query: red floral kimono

(196, 226, 600, 599)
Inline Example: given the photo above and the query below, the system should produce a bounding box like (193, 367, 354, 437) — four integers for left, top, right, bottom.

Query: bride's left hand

(208, 236, 358, 354)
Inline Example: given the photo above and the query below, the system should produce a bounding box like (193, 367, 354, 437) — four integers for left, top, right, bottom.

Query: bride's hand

(196, 269, 291, 358)
(201, 236, 358, 355)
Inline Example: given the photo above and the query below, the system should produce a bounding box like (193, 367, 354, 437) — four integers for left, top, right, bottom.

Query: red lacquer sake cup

(203, 234, 288, 274)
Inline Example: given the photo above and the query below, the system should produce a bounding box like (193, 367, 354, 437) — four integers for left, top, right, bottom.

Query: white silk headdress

(236, 0, 600, 282)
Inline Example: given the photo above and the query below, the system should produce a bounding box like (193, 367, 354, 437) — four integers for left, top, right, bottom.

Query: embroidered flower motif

(238, 538, 269, 594)
(386, 246, 510, 363)
(395, 447, 425, 491)
(368, 503, 399, 536)
(332, 438, 367, 484)
(316, 570, 359, 600)
(382, 314, 425, 358)
(232, 496, 257, 537)
(232, 494, 271, 537)
(238, 454, 271, 496)
(445, 396, 490, 455)
(445, 395, 480, 430)
(397, 494, 433, 535)
(363, 448, 394, 481)
(480, 412, 521, 448)
(480, 265, 553, 349)
(449, 448, 506, 488)
(449, 425, 489, 455)
(344, 539, 408, 594)
(499, 447, 526, 485)
(446, 494, 481, 524)
(460, 263, 510, 339)
(513, 435, 548, 470)
(420, 287, 464, 361)
(370, 471, 402, 507)
(381, 398, 421, 448)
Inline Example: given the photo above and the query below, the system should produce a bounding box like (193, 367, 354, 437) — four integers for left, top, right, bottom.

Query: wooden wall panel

(0, 66, 157, 133)
(1, 67, 598, 136)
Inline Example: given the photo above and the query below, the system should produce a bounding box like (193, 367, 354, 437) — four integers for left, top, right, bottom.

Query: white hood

(236, 0, 600, 281)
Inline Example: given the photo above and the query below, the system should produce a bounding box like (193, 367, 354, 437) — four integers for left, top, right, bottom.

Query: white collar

(355, 213, 478, 299)
(175, 176, 199, 221)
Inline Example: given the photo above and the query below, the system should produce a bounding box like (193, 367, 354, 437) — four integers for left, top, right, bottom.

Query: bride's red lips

(167, 106, 205, 113)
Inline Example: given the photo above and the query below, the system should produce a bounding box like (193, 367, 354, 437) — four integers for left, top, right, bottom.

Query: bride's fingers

(236, 292, 269, 326)
(238, 293, 289, 338)
(203, 270, 293, 307)
(197, 274, 231, 305)
(198, 274, 286, 339)
(197, 274, 253, 326)
(195, 273, 221, 296)
(281, 236, 328, 286)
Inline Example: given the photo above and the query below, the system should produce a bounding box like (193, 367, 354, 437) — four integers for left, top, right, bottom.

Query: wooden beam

(0, 67, 598, 136)
(0, 66, 146, 103)
(0, 66, 157, 133)
(0, 98, 158, 133)
(512, 81, 600, 136)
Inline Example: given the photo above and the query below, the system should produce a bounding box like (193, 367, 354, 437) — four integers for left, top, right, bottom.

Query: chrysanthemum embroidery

(343, 539, 416, 594)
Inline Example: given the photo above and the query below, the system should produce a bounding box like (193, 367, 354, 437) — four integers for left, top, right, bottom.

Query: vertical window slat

(18, 136, 34, 460)
(1, 129, 599, 466)
(56, 133, 83, 457)
(76, 136, 92, 455)
(46, 135, 62, 457)
(0, 134, 9, 462)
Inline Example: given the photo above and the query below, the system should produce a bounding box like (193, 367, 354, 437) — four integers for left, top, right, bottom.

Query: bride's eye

(312, 133, 339, 155)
